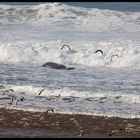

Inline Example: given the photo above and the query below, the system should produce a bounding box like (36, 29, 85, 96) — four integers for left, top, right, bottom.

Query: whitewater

(0, 2, 140, 118)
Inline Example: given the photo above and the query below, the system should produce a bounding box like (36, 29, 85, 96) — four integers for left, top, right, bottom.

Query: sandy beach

(0, 108, 139, 138)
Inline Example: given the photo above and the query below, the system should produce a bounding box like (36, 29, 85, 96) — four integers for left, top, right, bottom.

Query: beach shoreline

(0, 108, 139, 138)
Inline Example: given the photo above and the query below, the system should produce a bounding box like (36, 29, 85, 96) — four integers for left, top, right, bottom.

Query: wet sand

(0, 108, 139, 138)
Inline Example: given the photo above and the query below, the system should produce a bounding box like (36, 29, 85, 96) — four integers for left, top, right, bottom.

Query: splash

(0, 40, 140, 69)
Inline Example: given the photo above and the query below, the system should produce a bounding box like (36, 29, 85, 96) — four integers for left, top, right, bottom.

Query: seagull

(61, 44, 71, 51)
(108, 130, 118, 136)
(110, 54, 119, 63)
(79, 128, 84, 136)
(7, 95, 24, 106)
(38, 89, 45, 96)
(3, 89, 14, 95)
(55, 94, 61, 101)
(95, 49, 103, 55)
(8, 94, 16, 105)
(15, 97, 25, 106)
(46, 108, 54, 114)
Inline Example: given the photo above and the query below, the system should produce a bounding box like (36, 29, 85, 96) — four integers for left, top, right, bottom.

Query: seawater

(0, 2, 140, 118)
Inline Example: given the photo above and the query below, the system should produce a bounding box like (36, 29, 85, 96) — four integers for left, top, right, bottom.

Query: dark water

(1, 2, 140, 12)
(64, 2, 140, 12)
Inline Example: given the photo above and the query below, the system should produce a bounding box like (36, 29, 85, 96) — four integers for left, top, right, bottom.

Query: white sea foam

(2, 84, 140, 104)
(0, 40, 140, 68)
(0, 3, 140, 31)
(0, 82, 140, 118)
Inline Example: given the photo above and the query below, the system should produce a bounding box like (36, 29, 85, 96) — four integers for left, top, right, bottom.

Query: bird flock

(1, 88, 60, 112)
(61, 44, 120, 64)
(2, 88, 25, 106)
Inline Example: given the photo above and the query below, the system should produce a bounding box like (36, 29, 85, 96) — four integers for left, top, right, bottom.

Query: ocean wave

(0, 84, 139, 118)
(0, 40, 140, 69)
(0, 3, 140, 32)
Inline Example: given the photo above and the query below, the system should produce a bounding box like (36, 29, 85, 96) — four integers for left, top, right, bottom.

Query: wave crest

(0, 2, 140, 32)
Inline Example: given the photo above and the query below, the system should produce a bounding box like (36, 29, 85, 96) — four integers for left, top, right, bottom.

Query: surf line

(3, 89, 14, 95)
